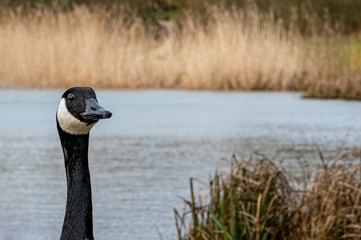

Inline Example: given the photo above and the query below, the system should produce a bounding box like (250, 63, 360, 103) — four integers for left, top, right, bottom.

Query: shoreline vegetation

(175, 150, 361, 239)
(0, 4, 360, 99)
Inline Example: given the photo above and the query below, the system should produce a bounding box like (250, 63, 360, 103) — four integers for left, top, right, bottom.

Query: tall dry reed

(0, 5, 359, 99)
(175, 150, 361, 239)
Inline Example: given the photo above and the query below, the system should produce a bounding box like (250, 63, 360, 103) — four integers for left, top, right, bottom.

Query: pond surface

(1, 90, 361, 240)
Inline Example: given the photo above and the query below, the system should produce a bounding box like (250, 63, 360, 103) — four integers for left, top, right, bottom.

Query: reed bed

(174, 150, 361, 239)
(0, 6, 360, 99)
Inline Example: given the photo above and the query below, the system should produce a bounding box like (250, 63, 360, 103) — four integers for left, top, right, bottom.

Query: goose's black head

(56, 87, 112, 135)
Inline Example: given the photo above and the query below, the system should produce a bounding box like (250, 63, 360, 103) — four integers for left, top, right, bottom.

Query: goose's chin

(83, 118, 99, 125)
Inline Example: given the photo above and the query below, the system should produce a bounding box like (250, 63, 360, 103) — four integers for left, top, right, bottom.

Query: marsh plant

(175, 150, 361, 239)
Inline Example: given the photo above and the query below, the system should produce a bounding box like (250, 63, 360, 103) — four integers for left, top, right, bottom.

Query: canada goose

(56, 87, 112, 240)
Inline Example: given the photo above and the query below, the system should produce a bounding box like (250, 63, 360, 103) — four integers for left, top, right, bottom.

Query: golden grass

(0, 5, 360, 98)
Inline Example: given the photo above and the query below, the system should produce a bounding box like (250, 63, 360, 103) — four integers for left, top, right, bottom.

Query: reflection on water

(1, 90, 361, 240)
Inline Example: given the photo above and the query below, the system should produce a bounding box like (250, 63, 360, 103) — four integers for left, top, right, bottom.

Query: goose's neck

(58, 125, 94, 240)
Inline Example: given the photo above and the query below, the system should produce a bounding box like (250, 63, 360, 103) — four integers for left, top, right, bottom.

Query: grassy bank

(174, 150, 361, 239)
(0, 6, 360, 99)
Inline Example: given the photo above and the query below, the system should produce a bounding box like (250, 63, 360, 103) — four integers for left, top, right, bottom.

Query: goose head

(56, 87, 112, 135)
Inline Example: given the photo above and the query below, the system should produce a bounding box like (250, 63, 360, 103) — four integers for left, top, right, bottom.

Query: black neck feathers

(58, 123, 94, 240)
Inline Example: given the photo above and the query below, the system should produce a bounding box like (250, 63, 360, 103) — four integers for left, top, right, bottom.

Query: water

(1, 90, 361, 240)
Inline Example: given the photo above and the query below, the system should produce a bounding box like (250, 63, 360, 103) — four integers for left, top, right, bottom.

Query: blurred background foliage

(0, 0, 361, 32)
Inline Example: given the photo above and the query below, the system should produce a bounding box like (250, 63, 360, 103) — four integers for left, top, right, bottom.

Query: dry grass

(0, 5, 360, 99)
(174, 150, 361, 239)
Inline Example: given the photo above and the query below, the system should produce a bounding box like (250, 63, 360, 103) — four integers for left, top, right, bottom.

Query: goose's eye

(67, 94, 75, 102)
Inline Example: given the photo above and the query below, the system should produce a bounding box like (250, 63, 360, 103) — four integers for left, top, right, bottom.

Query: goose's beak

(81, 99, 112, 121)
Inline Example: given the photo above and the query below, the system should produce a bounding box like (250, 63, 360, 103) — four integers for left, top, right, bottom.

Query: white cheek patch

(57, 98, 96, 135)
